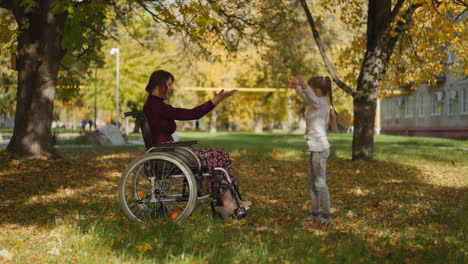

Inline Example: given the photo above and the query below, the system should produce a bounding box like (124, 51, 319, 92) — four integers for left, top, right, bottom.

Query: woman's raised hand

(211, 89, 239, 105)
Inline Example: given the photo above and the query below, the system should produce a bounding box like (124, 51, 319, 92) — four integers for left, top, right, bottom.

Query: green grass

(0, 133, 466, 263)
(56, 135, 92, 145)
(175, 131, 467, 165)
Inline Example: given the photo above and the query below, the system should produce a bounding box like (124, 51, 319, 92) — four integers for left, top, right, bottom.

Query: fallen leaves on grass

(272, 148, 278, 160)
(135, 242, 152, 253)
(0, 249, 13, 261)
(0, 148, 466, 262)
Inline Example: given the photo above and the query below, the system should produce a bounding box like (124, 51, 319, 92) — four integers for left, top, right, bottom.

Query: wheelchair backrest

(124, 111, 201, 170)
(124, 111, 153, 149)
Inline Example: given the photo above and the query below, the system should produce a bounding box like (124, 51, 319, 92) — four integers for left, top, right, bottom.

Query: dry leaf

(0, 249, 13, 261)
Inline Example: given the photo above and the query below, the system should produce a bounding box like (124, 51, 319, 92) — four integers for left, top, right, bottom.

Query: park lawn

(0, 133, 466, 263)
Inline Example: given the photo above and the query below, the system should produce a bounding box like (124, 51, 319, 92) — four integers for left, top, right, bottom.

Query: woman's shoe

(240, 200, 252, 210)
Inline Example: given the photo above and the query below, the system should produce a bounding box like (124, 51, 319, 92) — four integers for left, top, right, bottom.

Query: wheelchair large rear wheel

(118, 152, 198, 222)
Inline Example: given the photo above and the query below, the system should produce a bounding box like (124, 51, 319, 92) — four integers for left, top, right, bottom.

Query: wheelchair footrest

(235, 207, 248, 217)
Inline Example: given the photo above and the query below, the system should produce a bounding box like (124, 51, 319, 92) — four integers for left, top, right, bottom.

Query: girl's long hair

(145, 70, 174, 96)
(308, 76, 338, 131)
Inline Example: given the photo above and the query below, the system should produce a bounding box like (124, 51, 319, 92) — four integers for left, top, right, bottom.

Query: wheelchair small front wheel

(118, 152, 198, 222)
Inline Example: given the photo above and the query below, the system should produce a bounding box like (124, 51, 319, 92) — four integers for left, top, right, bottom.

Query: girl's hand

(211, 89, 239, 105)
(296, 75, 307, 90)
(287, 77, 298, 89)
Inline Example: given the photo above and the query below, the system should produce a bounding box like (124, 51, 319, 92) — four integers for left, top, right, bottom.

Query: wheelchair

(118, 111, 248, 222)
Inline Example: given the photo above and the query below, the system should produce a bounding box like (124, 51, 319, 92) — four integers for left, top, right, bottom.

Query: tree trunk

(6, 1, 67, 159)
(352, 96, 377, 161)
(209, 109, 217, 133)
(254, 114, 263, 134)
(352, 0, 422, 160)
(352, 46, 391, 160)
(0, 112, 5, 129)
(350, 0, 392, 161)
(133, 120, 141, 133)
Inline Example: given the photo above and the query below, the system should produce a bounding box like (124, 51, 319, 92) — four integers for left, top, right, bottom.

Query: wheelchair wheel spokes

(119, 153, 198, 222)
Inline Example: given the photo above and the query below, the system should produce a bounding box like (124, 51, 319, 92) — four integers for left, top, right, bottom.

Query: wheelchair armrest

(153, 141, 198, 147)
(124, 111, 144, 119)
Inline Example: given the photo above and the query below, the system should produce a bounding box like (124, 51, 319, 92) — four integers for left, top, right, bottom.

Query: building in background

(380, 69, 468, 139)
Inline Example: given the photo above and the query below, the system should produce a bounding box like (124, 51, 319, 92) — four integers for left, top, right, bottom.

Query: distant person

(88, 120, 93, 130)
(288, 75, 337, 224)
(81, 119, 87, 132)
(143, 69, 251, 222)
(195, 120, 200, 131)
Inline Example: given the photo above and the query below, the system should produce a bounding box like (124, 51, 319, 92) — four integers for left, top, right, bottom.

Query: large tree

(298, 0, 466, 160)
(0, 0, 255, 159)
(0, 0, 106, 158)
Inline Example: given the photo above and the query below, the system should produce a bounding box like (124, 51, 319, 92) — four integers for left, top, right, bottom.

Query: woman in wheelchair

(121, 69, 251, 223)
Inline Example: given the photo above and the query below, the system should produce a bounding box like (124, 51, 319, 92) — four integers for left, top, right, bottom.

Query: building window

(383, 99, 392, 119)
(431, 92, 442, 116)
(396, 97, 401, 118)
(462, 88, 468, 114)
(448, 91, 456, 115)
(418, 94, 424, 117)
(382, 100, 387, 119)
(405, 96, 413, 118)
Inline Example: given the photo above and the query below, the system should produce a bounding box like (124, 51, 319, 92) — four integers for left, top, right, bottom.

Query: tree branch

(431, 0, 442, 14)
(298, 0, 355, 97)
(135, 0, 178, 27)
(389, 0, 406, 23)
(205, 0, 263, 51)
(453, 0, 468, 20)
(59, 62, 77, 86)
(405, 32, 423, 64)
(87, 22, 118, 42)
(207, 0, 256, 28)
(453, 0, 467, 6)
(386, 2, 423, 50)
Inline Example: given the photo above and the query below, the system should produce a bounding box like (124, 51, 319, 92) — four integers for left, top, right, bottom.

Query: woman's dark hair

(145, 70, 175, 95)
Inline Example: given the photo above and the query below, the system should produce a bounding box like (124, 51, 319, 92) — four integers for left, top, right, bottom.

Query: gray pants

(308, 148, 331, 215)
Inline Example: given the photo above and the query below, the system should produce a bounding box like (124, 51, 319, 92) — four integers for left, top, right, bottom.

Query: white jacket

(295, 85, 330, 152)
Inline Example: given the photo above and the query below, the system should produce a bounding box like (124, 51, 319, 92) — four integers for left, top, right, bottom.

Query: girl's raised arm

(289, 76, 318, 106)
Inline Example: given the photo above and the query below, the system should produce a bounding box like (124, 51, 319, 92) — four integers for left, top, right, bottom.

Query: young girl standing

(288, 75, 337, 223)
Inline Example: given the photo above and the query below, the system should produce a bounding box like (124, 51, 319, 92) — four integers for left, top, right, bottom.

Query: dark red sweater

(143, 95, 214, 144)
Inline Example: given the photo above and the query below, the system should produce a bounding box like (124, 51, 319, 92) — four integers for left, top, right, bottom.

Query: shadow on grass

(0, 149, 138, 226)
(0, 148, 465, 262)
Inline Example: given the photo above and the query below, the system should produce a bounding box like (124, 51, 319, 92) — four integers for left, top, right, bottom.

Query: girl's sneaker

(320, 214, 334, 224)
(303, 213, 323, 222)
